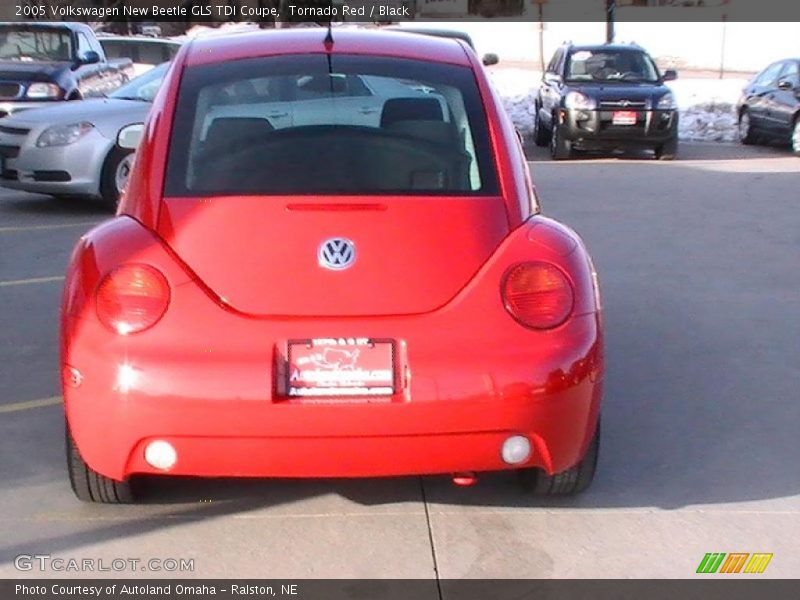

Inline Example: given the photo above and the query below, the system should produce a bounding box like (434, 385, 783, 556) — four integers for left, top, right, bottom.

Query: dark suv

(534, 43, 678, 160)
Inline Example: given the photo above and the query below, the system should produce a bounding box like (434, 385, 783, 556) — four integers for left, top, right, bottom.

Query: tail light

(502, 262, 574, 329)
(96, 264, 170, 335)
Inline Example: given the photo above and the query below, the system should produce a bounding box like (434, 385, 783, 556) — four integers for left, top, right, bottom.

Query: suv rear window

(164, 54, 498, 196)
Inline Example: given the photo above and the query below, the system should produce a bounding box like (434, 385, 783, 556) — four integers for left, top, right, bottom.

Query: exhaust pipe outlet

(452, 472, 478, 486)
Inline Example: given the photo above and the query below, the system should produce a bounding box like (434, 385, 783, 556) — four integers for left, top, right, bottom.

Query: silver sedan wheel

(792, 119, 800, 155)
(114, 153, 134, 195)
(738, 112, 751, 142)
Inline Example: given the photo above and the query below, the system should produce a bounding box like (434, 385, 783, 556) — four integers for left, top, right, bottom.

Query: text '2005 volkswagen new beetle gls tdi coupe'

(61, 28, 604, 503)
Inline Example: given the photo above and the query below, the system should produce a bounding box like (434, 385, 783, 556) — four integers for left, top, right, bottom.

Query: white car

(199, 73, 450, 133)
(0, 63, 168, 209)
(98, 35, 181, 77)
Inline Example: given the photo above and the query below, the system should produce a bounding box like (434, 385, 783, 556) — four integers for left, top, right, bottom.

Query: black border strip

(10, 0, 800, 23)
(4, 579, 800, 600)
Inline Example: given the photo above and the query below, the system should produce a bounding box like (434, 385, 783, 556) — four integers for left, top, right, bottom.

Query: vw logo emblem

(620, 100, 630, 107)
(318, 238, 356, 271)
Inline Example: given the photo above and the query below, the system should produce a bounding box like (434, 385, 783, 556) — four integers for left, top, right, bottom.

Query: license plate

(287, 338, 395, 397)
(612, 110, 638, 125)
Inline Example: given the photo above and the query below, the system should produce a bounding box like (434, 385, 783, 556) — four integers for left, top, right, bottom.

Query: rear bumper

(560, 108, 678, 148)
(64, 309, 603, 482)
(62, 216, 604, 483)
(121, 380, 602, 479)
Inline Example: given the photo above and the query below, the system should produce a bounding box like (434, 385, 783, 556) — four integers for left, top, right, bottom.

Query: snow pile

(667, 78, 747, 143)
(488, 69, 540, 136)
(488, 68, 750, 143)
(677, 104, 738, 143)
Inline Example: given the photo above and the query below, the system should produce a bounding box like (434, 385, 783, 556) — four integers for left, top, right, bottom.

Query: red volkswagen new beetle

(61, 28, 604, 503)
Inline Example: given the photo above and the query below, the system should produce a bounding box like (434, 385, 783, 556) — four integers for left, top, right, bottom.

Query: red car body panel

(63, 29, 602, 484)
(156, 196, 509, 316)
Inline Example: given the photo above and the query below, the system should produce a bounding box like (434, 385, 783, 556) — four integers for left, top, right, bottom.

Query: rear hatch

(158, 196, 508, 317)
(155, 48, 508, 316)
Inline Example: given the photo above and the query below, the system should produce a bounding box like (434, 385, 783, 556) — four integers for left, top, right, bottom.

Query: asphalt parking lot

(0, 142, 798, 580)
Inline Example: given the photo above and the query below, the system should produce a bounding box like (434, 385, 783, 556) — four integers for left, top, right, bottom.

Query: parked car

(737, 58, 800, 156)
(383, 25, 499, 66)
(98, 35, 181, 78)
(0, 63, 168, 208)
(61, 29, 603, 503)
(134, 22, 162, 38)
(0, 22, 133, 118)
(534, 42, 678, 160)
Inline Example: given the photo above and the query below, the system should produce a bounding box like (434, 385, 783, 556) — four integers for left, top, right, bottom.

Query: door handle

(358, 107, 379, 114)
(266, 111, 288, 118)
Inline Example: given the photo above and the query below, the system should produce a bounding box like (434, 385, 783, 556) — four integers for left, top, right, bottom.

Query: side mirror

(482, 53, 499, 67)
(78, 51, 100, 66)
(777, 79, 793, 91)
(662, 69, 678, 82)
(543, 72, 563, 86)
(117, 123, 144, 150)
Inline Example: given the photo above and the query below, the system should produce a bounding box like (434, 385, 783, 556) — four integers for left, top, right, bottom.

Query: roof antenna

(324, 19, 334, 96)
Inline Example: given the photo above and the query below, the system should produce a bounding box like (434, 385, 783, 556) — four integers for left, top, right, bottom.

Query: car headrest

(204, 117, 274, 149)
(384, 120, 459, 147)
(380, 97, 444, 128)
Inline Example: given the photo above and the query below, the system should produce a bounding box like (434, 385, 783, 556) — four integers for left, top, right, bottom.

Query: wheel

(519, 420, 600, 496)
(549, 120, 572, 160)
(791, 116, 800, 157)
(738, 109, 756, 145)
(655, 136, 678, 160)
(99, 146, 134, 212)
(533, 101, 551, 147)
(66, 423, 135, 504)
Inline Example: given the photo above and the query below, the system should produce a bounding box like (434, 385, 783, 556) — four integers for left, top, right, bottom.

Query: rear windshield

(164, 54, 498, 196)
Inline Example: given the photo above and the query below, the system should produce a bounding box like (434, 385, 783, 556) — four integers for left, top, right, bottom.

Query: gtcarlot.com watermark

(14, 554, 194, 573)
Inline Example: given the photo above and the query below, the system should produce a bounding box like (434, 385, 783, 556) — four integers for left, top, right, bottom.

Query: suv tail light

(502, 262, 574, 329)
(96, 264, 170, 335)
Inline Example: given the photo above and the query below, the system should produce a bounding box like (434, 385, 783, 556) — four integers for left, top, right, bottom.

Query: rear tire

(533, 102, 551, 147)
(99, 146, 134, 212)
(66, 424, 135, 504)
(655, 136, 678, 160)
(738, 109, 756, 145)
(519, 420, 600, 496)
(550, 122, 572, 160)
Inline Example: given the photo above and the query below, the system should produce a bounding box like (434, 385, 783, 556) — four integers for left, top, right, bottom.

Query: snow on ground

(488, 69, 540, 136)
(488, 68, 750, 143)
(667, 78, 747, 143)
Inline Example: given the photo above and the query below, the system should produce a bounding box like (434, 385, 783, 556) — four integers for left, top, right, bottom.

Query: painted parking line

(0, 221, 99, 233)
(0, 275, 64, 288)
(0, 396, 62, 414)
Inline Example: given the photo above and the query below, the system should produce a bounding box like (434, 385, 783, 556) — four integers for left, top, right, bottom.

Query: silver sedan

(0, 63, 168, 210)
